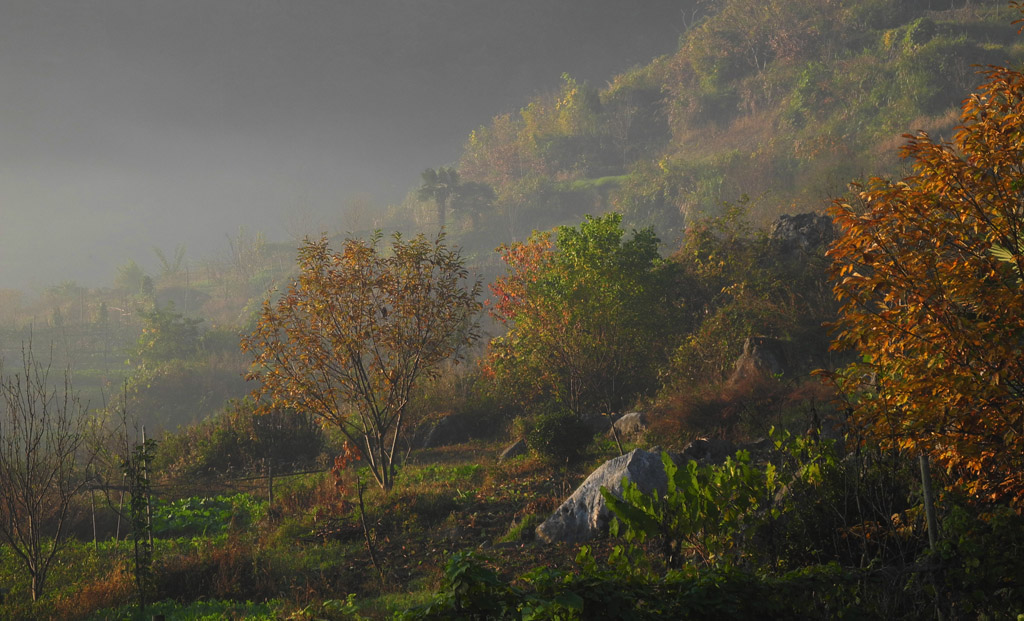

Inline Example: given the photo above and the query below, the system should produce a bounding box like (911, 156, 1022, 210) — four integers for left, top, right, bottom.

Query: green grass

(398, 463, 483, 487)
(88, 598, 282, 620)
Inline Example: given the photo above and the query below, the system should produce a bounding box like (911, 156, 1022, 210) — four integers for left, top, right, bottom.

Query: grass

(0, 434, 627, 620)
(87, 598, 282, 621)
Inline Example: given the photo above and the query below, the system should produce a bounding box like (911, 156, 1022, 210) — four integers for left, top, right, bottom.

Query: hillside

(391, 0, 1024, 254)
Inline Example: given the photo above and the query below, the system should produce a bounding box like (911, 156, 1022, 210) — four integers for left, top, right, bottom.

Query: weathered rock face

(610, 411, 647, 440)
(768, 212, 834, 253)
(498, 439, 528, 463)
(728, 336, 788, 385)
(535, 448, 667, 544)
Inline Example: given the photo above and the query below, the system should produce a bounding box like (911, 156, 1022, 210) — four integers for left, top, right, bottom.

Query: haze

(0, 0, 687, 292)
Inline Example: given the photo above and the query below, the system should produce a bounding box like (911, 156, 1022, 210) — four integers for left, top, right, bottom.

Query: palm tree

(417, 167, 460, 230)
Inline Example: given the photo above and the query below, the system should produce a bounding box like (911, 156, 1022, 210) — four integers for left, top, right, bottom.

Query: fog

(0, 0, 687, 292)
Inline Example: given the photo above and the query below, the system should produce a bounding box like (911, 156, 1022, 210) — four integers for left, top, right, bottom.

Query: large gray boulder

(768, 212, 834, 254)
(610, 411, 647, 440)
(535, 448, 667, 544)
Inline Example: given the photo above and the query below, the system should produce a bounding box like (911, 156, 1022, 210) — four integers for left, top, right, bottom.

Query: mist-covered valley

(0, 0, 686, 294)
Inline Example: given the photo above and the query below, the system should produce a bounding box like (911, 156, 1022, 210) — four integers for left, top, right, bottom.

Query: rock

(768, 212, 834, 254)
(610, 411, 647, 440)
(728, 336, 788, 385)
(535, 448, 667, 544)
(498, 439, 527, 463)
(679, 437, 735, 466)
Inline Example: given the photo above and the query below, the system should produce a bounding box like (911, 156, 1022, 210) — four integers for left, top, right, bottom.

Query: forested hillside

(391, 0, 1024, 251)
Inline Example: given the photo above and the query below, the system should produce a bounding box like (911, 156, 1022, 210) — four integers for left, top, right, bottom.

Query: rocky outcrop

(728, 336, 788, 385)
(610, 411, 647, 440)
(535, 448, 667, 544)
(768, 212, 834, 254)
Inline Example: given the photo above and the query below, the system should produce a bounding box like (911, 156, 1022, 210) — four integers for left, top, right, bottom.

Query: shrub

(154, 400, 325, 479)
(523, 410, 592, 465)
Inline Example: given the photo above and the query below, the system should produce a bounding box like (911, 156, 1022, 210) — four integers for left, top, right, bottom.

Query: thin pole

(267, 458, 274, 509)
(919, 452, 944, 621)
(919, 453, 939, 550)
(91, 483, 98, 553)
(143, 426, 153, 550)
(115, 488, 124, 541)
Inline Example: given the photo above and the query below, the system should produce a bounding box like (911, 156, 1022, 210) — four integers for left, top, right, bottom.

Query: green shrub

(524, 410, 592, 464)
(603, 450, 778, 568)
(154, 399, 325, 478)
(152, 493, 267, 538)
(937, 502, 1024, 617)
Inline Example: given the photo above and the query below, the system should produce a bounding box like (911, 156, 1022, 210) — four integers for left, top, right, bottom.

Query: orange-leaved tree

(242, 233, 481, 490)
(827, 58, 1024, 507)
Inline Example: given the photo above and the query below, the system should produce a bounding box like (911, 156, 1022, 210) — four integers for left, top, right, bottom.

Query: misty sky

(0, 0, 687, 292)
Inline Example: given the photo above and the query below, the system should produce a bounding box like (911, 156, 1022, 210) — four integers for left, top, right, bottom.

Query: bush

(523, 409, 592, 465)
(154, 400, 325, 479)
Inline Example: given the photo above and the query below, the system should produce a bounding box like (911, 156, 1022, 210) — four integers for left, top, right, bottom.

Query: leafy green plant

(487, 213, 681, 417)
(122, 437, 157, 610)
(602, 450, 778, 567)
(936, 502, 1024, 617)
(152, 494, 267, 538)
(287, 594, 368, 620)
(400, 551, 521, 620)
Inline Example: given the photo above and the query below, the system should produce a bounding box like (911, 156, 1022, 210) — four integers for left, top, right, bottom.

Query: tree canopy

(827, 61, 1024, 507)
(486, 213, 675, 417)
(242, 234, 482, 490)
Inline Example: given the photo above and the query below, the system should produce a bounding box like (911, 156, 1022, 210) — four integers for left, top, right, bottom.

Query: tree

(242, 234, 481, 490)
(418, 166, 460, 231)
(0, 344, 94, 601)
(152, 244, 186, 278)
(115, 260, 148, 294)
(450, 181, 496, 232)
(826, 59, 1024, 507)
(133, 303, 202, 365)
(486, 213, 675, 417)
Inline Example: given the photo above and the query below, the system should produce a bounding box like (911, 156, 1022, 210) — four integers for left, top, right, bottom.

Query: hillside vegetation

(405, 0, 1024, 250)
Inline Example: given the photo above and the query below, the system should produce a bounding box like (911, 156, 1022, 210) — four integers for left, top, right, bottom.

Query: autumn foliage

(242, 234, 481, 490)
(827, 59, 1024, 507)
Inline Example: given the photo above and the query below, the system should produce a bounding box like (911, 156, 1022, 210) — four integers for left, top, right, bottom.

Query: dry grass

(51, 560, 133, 621)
